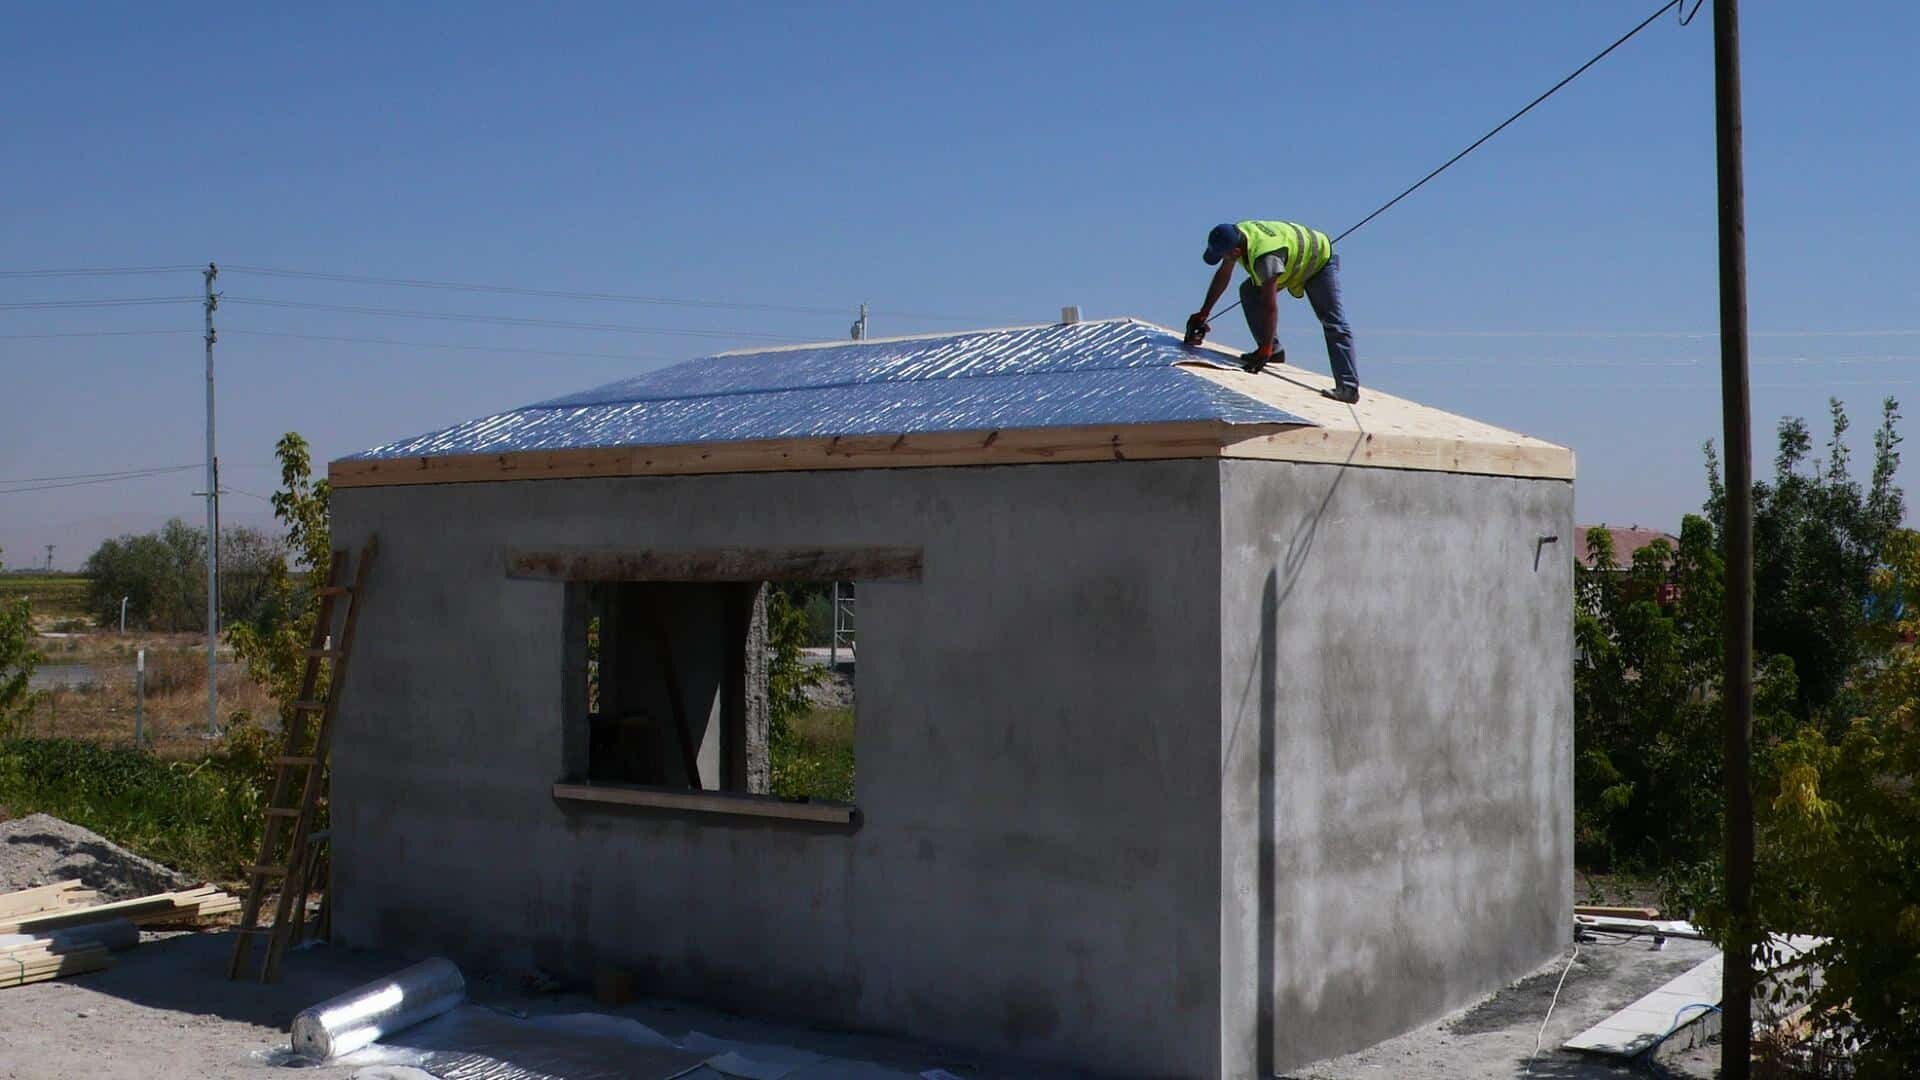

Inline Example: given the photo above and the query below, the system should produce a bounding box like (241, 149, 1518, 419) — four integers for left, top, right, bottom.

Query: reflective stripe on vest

(1236, 220, 1332, 297)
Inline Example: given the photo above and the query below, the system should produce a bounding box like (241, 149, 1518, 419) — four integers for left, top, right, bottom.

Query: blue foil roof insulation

(348, 318, 1310, 460)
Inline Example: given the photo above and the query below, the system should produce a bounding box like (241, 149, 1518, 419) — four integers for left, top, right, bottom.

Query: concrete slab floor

(1280, 935, 1722, 1080)
(0, 928, 1727, 1079)
(0, 931, 1092, 1080)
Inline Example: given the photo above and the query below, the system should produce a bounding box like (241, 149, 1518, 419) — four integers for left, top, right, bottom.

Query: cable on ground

(1524, 940, 1581, 1076)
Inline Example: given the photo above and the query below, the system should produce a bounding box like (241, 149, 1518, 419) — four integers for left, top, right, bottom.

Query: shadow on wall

(1250, 409, 1363, 1075)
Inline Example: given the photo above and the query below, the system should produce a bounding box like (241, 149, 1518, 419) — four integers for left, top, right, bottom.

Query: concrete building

(326, 318, 1576, 1078)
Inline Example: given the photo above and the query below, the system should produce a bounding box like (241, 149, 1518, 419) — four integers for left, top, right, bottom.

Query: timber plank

(506, 545, 924, 583)
(553, 782, 853, 824)
(0, 881, 85, 918)
(0, 895, 177, 935)
(329, 421, 1256, 489)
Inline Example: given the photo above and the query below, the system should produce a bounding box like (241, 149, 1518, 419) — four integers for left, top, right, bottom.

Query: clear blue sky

(4, 1, 1916, 568)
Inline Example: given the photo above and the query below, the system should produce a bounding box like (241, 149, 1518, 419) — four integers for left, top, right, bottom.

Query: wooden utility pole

(1713, 0, 1755, 1074)
(203, 262, 221, 737)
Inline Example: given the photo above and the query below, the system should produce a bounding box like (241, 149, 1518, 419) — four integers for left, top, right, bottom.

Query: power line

(222, 264, 1000, 324)
(0, 328, 196, 340)
(221, 296, 812, 341)
(1368, 327, 1920, 339)
(0, 296, 200, 311)
(0, 265, 200, 279)
(1334, 0, 1704, 244)
(0, 464, 200, 495)
(0, 463, 199, 485)
(223, 328, 669, 363)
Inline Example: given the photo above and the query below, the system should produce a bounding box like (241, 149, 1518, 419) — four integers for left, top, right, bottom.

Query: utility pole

(1713, 2, 1754, 1076)
(203, 262, 222, 738)
(850, 303, 868, 342)
(44, 545, 53, 572)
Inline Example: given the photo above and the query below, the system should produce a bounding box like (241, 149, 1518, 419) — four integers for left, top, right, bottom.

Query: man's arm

(1195, 258, 1235, 321)
(1251, 274, 1282, 357)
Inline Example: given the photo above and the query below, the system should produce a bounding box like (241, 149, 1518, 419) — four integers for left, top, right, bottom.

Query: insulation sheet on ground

(344, 1007, 926, 1080)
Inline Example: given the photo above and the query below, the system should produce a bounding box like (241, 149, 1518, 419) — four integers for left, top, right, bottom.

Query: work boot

(1320, 384, 1360, 405)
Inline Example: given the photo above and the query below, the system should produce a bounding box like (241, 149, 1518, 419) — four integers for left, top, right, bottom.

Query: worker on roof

(1185, 220, 1360, 404)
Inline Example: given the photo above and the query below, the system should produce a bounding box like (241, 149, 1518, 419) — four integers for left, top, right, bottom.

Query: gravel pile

(0, 813, 198, 899)
(804, 671, 856, 710)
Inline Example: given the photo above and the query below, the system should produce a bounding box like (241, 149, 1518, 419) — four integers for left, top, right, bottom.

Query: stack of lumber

(0, 882, 241, 935)
(0, 934, 111, 989)
(0, 880, 103, 918)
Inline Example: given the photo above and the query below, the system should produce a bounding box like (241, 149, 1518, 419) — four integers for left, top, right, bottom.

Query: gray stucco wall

(329, 461, 1229, 1076)
(1214, 460, 1574, 1076)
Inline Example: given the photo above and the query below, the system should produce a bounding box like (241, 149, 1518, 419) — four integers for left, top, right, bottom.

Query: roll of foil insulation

(290, 957, 466, 1060)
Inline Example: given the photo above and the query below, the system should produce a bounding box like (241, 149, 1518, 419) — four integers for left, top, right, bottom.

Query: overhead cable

(1367, 327, 1920, 339)
(223, 328, 667, 363)
(0, 296, 200, 311)
(0, 464, 200, 495)
(1333, 0, 1703, 244)
(221, 264, 1002, 324)
(0, 264, 200, 279)
(221, 296, 811, 341)
(0, 463, 199, 485)
(0, 328, 197, 340)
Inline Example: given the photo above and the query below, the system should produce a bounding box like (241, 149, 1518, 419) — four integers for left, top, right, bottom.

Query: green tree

(765, 586, 823, 747)
(1574, 517, 1798, 870)
(1708, 398, 1905, 728)
(84, 519, 204, 630)
(0, 594, 40, 732)
(81, 520, 284, 631)
(1671, 529, 1920, 1077)
(227, 433, 330, 715)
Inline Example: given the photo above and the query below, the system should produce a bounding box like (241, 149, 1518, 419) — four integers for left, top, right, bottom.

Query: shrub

(0, 736, 271, 882)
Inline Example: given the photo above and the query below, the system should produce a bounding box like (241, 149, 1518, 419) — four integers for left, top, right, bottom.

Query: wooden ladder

(230, 535, 377, 982)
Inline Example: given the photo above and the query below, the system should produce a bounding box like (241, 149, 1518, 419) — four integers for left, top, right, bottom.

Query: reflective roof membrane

(348, 318, 1311, 460)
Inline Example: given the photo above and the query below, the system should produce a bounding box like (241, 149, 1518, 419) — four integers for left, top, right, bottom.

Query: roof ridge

(705, 315, 1152, 357)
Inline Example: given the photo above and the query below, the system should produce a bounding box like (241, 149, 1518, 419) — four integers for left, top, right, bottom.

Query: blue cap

(1202, 223, 1242, 265)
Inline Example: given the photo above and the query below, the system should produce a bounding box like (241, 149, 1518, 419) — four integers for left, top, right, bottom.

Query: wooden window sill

(552, 782, 855, 824)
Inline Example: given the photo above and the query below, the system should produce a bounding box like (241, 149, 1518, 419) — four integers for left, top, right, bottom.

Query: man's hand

(1184, 312, 1210, 348)
(1239, 344, 1284, 375)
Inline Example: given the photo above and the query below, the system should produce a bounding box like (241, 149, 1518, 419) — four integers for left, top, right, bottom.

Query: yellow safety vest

(1237, 220, 1332, 298)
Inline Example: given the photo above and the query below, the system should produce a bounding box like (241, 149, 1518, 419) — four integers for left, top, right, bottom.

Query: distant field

(0, 575, 91, 618)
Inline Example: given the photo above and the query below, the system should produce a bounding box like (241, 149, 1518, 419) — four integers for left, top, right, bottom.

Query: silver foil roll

(290, 957, 466, 1060)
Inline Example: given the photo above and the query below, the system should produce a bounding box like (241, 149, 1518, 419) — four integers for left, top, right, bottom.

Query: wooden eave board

(1182, 361, 1575, 481)
(327, 419, 1265, 488)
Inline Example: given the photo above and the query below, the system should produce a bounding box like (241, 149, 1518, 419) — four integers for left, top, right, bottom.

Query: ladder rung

(251, 865, 289, 877)
(316, 585, 354, 596)
(273, 755, 317, 766)
(266, 808, 301, 818)
(290, 699, 326, 711)
(303, 648, 342, 658)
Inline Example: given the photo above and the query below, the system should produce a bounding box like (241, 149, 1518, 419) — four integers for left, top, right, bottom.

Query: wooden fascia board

(1218, 426, 1576, 481)
(326, 420, 1265, 489)
(327, 418, 1574, 489)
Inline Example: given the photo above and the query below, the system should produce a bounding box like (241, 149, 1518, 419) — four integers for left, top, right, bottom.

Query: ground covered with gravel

(0, 812, 199, 899)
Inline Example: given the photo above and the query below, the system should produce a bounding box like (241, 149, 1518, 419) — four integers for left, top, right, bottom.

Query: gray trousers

(1239, 253, 1359, 391)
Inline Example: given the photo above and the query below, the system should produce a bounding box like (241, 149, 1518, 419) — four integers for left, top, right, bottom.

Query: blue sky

(4, 1, 1916, 567)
